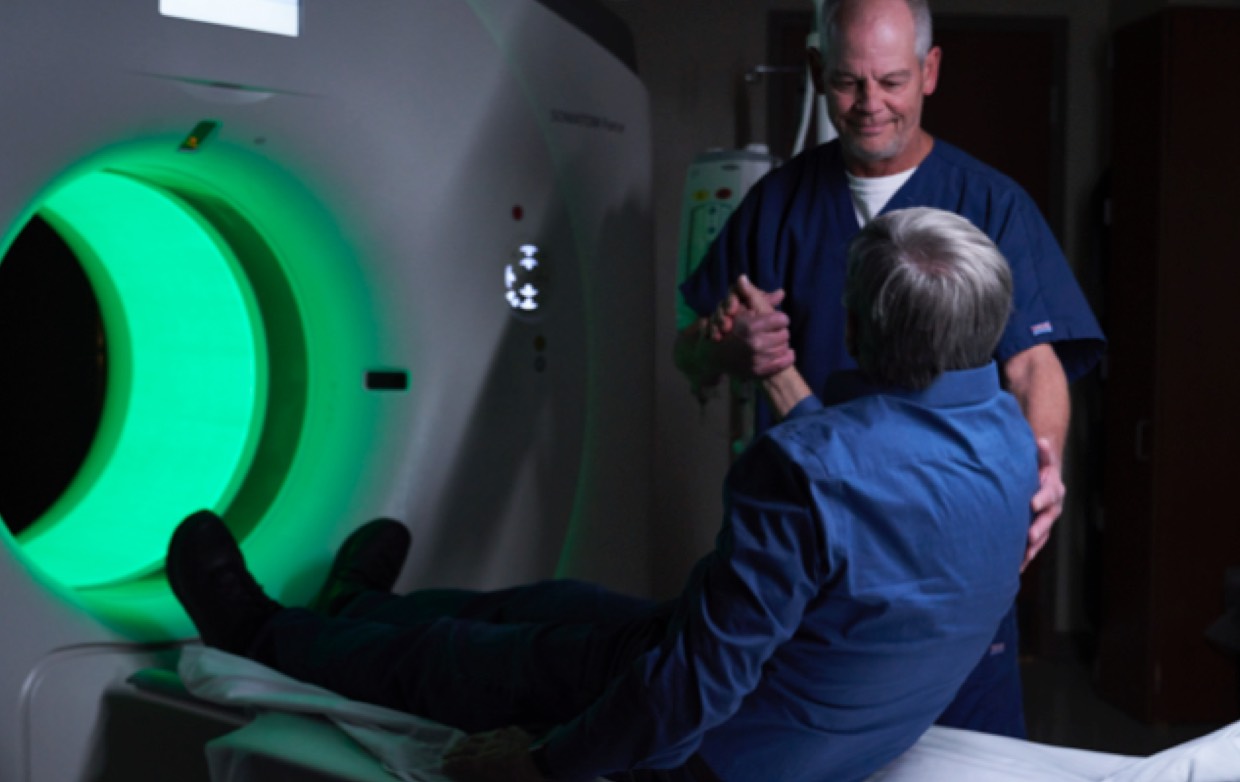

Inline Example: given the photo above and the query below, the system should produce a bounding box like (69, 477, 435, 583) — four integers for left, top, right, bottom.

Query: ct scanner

(0, 1, 653, 779)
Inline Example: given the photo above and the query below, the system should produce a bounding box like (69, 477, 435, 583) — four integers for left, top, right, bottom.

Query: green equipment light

(18, 170, 266, 588)
(0, 137, 383, 639)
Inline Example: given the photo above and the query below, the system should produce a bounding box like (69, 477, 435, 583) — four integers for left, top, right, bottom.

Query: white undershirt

(847, 168, 917, 225)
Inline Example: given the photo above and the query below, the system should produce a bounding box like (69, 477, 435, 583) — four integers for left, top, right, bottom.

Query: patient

(167, 207, 1036, 782)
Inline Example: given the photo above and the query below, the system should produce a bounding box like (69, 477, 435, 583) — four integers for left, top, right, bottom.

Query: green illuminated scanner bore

(17, 170, 266, 588)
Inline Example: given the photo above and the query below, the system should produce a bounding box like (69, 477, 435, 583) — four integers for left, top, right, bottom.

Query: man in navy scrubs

(675, 0, 1104, 739)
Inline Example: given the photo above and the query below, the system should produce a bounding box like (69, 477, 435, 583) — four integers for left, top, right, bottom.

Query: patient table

(128, 646, 1240, 782)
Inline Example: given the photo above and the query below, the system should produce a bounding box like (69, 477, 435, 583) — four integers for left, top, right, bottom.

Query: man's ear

(807, 47, 826, 95)
(922, 45, 942, 96)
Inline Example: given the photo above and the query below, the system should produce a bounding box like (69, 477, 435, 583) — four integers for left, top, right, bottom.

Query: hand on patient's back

(1022, 437, 1065, 572)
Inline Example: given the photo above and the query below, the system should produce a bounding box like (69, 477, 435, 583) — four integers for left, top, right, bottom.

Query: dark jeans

(250, 579, 665, 731)
(248, 579, 718, 779)
(934, 604, 1027, 738)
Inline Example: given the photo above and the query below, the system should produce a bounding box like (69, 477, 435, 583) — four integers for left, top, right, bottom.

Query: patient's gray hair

(843, 207, 1012, 390)
(820, 0, 934, 64)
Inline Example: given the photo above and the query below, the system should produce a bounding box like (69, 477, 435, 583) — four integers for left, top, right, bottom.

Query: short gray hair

(820, 0, 934, 63)
(842, 207, 1012, 390)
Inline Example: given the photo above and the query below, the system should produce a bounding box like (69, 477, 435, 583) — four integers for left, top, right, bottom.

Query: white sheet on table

(869, 719, 1240, 782)
(180, 644, 464, 782)
(867, 725, 1134, 781)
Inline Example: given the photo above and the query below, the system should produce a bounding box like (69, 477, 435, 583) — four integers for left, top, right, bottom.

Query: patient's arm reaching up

(728, 275, 812, 421)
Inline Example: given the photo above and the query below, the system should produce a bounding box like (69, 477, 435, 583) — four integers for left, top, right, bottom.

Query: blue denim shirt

(542, 364, 1036, 782)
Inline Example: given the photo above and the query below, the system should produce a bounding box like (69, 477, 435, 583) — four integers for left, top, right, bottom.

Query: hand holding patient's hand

(443, 726, 544, 781)
(732, 274, 783, 316)
(708, 275, 795, 379)
(706, 290, 742, 342)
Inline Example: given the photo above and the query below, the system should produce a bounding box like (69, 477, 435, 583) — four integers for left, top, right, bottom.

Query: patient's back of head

(843, 207, 1012, 390)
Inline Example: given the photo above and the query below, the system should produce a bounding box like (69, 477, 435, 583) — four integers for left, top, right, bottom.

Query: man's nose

(853, 81, 879, 112)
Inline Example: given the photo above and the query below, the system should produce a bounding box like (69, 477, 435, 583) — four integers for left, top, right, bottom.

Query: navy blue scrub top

(680, 139, 1105, 434)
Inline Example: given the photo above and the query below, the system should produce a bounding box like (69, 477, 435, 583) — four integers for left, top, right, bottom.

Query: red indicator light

(179, 120, 219, 153)
(716, 188, 733, 200)
(512, 205, 524, 221)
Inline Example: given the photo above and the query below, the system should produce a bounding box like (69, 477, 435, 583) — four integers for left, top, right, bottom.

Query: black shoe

(167, 510, 281, 656)
(309, 519, 411, 616)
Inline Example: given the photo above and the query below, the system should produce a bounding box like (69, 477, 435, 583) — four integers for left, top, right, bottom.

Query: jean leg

(342, 579, 659, 627)
(249, 606, 666, 733)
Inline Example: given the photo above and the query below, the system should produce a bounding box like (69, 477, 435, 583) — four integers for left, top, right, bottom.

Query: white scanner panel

(0, 1, 651, 779)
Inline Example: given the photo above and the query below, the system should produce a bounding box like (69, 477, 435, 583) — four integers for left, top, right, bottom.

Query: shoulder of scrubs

(677, 142, 848, 327)
(902, 141, 1106, 382)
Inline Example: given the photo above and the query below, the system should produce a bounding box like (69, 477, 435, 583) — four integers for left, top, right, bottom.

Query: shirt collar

(822, 362, 1001, 409)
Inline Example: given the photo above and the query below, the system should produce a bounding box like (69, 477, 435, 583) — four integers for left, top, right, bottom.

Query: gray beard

(839, 133, 902, 165)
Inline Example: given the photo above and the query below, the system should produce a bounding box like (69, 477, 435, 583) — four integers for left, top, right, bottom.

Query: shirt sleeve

(538, 434, 826, 780)
(989, 189, 1106, 382)
(784, 394, 824, 421)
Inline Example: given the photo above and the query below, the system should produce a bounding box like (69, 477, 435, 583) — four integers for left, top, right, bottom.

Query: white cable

(791, 29, 838, 154)
(816, 93, 837, 145)
(791, 58, 816, 156)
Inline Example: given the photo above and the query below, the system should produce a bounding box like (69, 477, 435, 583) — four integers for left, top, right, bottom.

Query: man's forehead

(827, 46, 919, 76)
(827, 23, 920, 72)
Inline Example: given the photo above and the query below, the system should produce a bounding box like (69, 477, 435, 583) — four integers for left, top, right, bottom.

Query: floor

(1021, 654, 1232, 757)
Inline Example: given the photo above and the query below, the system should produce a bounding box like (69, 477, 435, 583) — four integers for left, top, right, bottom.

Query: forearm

(761, 365, 812, 421)
(1005, 344, 1071, 567)
(1004, 344, 1070, 454)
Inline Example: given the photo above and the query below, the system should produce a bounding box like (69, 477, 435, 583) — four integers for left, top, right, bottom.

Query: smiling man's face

(818, 0, 941, 177)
